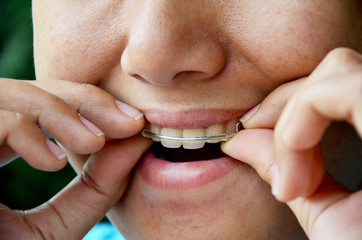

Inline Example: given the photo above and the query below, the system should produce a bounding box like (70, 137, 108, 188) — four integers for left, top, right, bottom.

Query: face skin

(32, 1, 361, 239)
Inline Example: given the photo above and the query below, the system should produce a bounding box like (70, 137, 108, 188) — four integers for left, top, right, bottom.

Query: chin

(107, 148, 304, 240)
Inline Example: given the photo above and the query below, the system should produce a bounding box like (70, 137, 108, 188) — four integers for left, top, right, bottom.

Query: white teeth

(146, 117, 240, 149)
(160, 128, 182, 148)
(150, 124, 161, 142)
(205, 124, 224, 143)
(182, 128, 205, 149)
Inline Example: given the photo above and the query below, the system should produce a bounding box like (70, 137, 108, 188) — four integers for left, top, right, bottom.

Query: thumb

(24, 136, 152, 239)
(221, 129, 276, 185)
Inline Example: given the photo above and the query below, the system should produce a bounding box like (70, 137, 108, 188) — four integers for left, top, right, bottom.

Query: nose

(121, 1, 225, 86)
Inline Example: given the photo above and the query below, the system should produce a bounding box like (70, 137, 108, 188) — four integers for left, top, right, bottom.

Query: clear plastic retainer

(141, 121, 243, 142)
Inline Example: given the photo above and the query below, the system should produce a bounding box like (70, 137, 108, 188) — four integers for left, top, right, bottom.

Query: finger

(309, 48, 362, 81)
(0, 79, 105, 154)
(0, 110, 67, 171)
(280, 48, 362, 150)
(287, 174, 362, 240)
(221, 129, 276, 184)
(221, 130, 361, 240)
(241, 78, 306, 129)
(29, 79, 145, 139)
(273, 49, 362, 202)
(222, 128, 325, 202)
(278, 74, 362, 151)
(273, 76, 360, 201)
(221, 130, 362, 239)
(273, 139, 326, 201)
(20, 136, 152, 239)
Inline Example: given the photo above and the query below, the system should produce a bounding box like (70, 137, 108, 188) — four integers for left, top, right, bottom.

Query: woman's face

(32, 1, 361, 239)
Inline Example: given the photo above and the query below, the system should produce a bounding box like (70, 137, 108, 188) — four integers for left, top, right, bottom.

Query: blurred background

(0, 0, 76, 210)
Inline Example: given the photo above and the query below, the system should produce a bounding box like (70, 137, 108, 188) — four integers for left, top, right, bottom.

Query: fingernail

(272, 163, 280, 196)
(240, 104, 260, 123)
(79, 114, 105, 137)
(46, 138, 67, 160)
(116, 100, 144, 121)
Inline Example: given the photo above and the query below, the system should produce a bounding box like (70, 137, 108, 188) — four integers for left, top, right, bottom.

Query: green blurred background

(0, 0, 76, 210)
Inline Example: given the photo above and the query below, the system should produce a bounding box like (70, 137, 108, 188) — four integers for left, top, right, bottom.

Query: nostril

(174, 70, 203, 80)
(131, 74, 146, 82)
(130, 73, 171, 86)
(130, 71, 208, 85)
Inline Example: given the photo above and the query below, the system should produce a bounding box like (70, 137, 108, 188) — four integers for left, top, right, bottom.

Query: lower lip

(136, 150, 240, 189)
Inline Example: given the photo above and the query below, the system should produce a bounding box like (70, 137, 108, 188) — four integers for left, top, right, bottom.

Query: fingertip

(79, 114, 105, 137)
(40, 138, 68, 172)
(116, 100, 144, 121)
(239, 104, 260, 127)
(115, 101, 146, 137)
(123, 134, 154, 153)
(221, 131, 243, 157)
(46, 138, 67, 161)
(83, 101, 145, 139)
(220, 137, 233, 154)
(107, 115, 145, 139)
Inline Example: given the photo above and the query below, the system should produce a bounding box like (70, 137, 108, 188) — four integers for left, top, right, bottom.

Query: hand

(0, 79, 152, 239)
(222, 48, 362, 239)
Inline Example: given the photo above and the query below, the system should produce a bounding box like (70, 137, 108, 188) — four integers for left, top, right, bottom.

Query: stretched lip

(143, 109, 246, 129)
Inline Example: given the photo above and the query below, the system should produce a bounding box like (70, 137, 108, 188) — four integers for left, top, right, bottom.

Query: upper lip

(143, 109, 246, 129)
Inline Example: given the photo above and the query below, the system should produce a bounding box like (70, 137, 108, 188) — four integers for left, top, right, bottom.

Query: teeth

(182, 128, 205, 149)
(160, 128, 182, 148)
(205, 124, 224, 143)
(146, 117, 239, 149)
(150, 124, 161, 142)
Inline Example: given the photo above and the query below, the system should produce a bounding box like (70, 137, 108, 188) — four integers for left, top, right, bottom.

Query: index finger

(274, 48, 362, 201)
(0, 79, 105, 154)
(29, 79, 145, 139)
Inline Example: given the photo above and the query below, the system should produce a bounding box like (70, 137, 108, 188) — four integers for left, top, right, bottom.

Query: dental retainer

(141, 121, 243, 142)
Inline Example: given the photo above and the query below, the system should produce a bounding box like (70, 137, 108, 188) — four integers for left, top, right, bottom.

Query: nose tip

(120, 1, 226, 86)
(121, 46, 181, 85)
(121, 41, 225, 86)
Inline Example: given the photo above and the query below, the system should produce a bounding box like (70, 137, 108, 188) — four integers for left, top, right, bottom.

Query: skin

(0, 0, 361, 239)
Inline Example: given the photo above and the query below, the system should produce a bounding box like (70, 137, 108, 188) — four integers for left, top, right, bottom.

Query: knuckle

(20, 214, 48, 240)
(324, 47, 361, 72)
(76, 83, 111, 112)
(78, 83, 104, 99)
(0, 111, 33, 130)
(276, 78, 304, 96)
(13, 112, 27, 124)
(45, 93, 68, 109)
(291, 86, 313, 108)
(81, 170, 108, 197)
(8, 112, 32, 128)
(0, 111, 23, 144)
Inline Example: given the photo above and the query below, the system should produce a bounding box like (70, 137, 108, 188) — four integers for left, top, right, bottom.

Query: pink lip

(143, 109, 245, 128)
(137, 151, 241, 189)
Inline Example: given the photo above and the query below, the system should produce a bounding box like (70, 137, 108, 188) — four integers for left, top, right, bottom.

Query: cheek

(33, 2, 126, 84)
(221, 1, 354, 83)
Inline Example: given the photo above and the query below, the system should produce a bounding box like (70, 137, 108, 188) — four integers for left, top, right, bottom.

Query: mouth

(150, 141, 227, 162)
(142, 117, 241, 149)
(136, 112, 244, 189)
